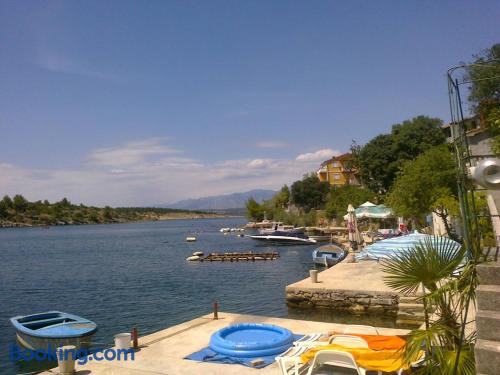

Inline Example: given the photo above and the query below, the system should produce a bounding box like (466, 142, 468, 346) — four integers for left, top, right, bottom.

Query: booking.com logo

(10, 344, 135, 365)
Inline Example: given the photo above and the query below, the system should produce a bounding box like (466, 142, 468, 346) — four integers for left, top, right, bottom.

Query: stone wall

(286, 288, 399, 316)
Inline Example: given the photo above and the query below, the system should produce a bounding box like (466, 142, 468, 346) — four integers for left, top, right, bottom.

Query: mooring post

(213, 301, 219, 320)
(131, 327, 138, 349)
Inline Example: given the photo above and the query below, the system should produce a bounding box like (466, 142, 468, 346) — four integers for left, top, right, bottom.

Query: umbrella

(343, 203, 395, 220)
(359, 201, 377, 207)
(355, 231, 461, 261)
(347, 204, 362, 246)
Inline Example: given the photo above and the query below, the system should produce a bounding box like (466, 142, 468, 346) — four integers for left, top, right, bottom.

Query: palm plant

(381, 237, 476, 374)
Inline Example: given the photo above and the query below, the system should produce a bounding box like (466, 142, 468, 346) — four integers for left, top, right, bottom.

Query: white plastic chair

(306, 350, 366, 375)
(328, 335, 369, 348)
(276, 345, 312, 375)
(293, 333, 326, 347)
(343, 324, 379, 335)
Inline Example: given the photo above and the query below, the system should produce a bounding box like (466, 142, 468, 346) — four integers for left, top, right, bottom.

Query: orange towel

(355, 334, 406, 351)
(327, 332, 407, 351)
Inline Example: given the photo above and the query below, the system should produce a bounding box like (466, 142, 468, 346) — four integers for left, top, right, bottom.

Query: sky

(0, 1, 498, 206)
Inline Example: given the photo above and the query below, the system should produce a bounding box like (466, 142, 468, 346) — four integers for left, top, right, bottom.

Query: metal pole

(131, 327, 138, 349)
(213, 301, 219, 320)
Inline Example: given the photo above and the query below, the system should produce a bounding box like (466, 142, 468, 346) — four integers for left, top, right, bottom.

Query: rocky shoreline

(0, 213, 225, 229)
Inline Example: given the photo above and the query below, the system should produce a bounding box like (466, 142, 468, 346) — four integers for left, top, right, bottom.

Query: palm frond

(381, 237, 465, 294)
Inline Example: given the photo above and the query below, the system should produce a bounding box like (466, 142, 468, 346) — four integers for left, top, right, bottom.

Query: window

(333, 173, 341, 180)
(332, 162, 339, 168)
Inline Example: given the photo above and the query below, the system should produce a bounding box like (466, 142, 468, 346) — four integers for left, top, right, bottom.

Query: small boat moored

(10, 311, 97, 351)
(186, 251, 204, 261)
(249, 230, 317, 245)
(186, 236, 197, 242)
(312, 244, 346, 267)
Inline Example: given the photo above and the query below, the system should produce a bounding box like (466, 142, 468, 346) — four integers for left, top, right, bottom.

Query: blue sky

(0, 1, 498, 206)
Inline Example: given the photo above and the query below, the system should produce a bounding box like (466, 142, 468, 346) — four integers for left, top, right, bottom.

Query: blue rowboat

(312, 244, 346, 267)
(10, 311, 97, 351)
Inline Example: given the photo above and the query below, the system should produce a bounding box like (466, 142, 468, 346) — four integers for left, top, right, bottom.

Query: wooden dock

(199, 251, 279, 262)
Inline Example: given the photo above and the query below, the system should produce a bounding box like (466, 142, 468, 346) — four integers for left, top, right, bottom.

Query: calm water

(0, 218, 396, 374)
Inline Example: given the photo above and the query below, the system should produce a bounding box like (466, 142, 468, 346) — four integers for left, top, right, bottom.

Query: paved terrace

(40, 312, 409, 375)
(287, 260, 392, 294)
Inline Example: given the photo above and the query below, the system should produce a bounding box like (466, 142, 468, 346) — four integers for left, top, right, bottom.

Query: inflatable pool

(209, 323, 294, 357)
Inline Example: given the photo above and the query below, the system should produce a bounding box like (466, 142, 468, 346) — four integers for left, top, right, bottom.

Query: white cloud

(255, 141, 289, 149)
(247, 159, 273, 169)
(87, 138, 178, 168)
(35, 43, 116, 80)
(0, 141, 334, 206)
(295, 148, 340, 162)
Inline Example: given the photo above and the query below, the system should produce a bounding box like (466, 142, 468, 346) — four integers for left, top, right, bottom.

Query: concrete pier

(39, 312, 409, 375)
(286, 260, 401, 315)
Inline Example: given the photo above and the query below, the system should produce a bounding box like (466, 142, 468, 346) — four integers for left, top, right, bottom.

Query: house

(316, 153, 361, 186)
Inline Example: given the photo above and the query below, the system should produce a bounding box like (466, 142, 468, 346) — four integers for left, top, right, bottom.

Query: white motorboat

(258, 222, 295, 235)
(186, 251, 204, 261)
(249, 230, 317, 245)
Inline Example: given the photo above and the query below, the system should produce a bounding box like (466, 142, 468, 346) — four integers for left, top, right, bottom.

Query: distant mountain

(161, 189, 276, 211)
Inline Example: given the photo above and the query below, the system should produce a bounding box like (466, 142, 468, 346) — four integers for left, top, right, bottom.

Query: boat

(305, 228, 335, 242)
(186, 236, 197, 242)
(312, 244, 346, 267)
(249, 230, 317, 245)
(192, 251, 204, 256)
(186, 255, 201, 261)
(307, 234, 332, 242)
(10, 311, 97, 351)
(258, 222, 295, 235)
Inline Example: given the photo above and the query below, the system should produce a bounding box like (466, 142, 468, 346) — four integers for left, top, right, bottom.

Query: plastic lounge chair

(293, 333, 326, 347)
(295, 334, 369, 349)
(328, 335, 369, 348)
(306, 350, 366, 375)
(343, 325, 379, 335)
(276, 345, 312, 375)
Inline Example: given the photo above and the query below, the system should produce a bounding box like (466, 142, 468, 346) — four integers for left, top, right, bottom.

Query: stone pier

(286, 260, 402, 316)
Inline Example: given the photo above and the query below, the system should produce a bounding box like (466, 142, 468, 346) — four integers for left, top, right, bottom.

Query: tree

(358, 134, 394, 194)
(0, 195, 13, 218)
(459, 43, 500, 156)
(103, 206, 113, 220)
(1, 195, 13, 209)
(57, 197, 71, 208)
(245, 198, 264, 221)
(290, 174, 330, 212)
(430, 188, 460, 242)
(464, 43, 500, 110)
(386, 145, 457, 234)
(12, 194, 28, 212)
(325, 185, 376, 220)
(358, 116, 446, 195)
(273, 185, 290, 208)
(391, 116, 446, 162)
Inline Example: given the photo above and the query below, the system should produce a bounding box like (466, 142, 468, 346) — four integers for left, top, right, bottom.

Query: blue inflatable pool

(209, 323, 294, 357)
